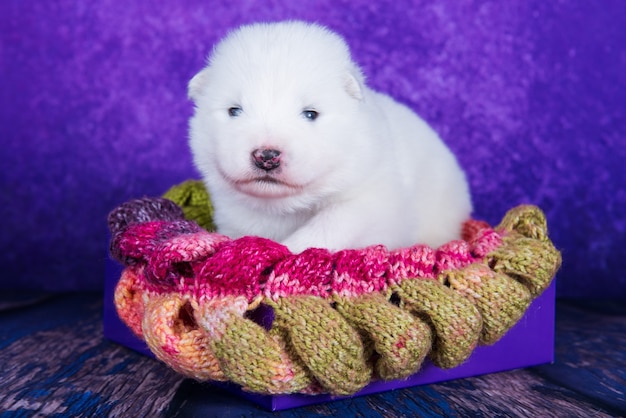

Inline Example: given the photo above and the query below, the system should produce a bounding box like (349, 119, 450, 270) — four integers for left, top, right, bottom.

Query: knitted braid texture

(108, 180, 561, 395)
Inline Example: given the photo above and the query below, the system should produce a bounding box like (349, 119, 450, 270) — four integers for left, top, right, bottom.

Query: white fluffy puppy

(188, 21, 472, 253)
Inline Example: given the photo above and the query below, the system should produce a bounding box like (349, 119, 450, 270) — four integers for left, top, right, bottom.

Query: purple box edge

(103, 253, 555, 411)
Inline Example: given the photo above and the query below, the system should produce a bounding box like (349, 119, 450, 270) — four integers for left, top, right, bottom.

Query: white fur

(188, 21, 472, 253)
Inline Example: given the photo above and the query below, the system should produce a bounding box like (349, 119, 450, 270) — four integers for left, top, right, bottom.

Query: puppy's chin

(229, 175, 305, 199)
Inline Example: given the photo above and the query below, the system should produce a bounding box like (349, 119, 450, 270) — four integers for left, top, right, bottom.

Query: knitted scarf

(108, 180, 561, 395)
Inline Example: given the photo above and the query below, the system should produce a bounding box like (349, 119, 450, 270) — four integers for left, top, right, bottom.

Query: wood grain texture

(0, 294, 624, 417)
(0, 293, 183, 417)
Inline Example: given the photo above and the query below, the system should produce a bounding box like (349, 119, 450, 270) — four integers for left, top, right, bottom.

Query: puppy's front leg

(281, 207, 368, 253)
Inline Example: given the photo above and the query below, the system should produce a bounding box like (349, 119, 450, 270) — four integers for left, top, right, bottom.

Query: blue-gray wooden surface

(0, 293, 624, 417)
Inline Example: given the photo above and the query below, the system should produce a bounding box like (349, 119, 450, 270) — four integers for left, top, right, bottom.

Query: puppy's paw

(281, 235, 318, 254)
(282, 230, 337, 254)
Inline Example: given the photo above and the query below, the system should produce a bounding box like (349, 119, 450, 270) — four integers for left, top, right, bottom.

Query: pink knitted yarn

(111, 217, 504, 302)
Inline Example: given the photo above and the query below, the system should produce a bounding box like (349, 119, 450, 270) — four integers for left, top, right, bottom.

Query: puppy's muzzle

(252, 149, 281, 171)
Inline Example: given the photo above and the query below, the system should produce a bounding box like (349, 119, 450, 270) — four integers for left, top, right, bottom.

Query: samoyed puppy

(188, 21, 472, 253)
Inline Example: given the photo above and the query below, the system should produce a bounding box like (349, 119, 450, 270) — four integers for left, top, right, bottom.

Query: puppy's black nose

(252, 149, 281, 171)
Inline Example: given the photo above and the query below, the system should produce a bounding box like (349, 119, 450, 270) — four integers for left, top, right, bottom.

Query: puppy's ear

(344, 71, 364, 101)
(188, 68, 210, 101)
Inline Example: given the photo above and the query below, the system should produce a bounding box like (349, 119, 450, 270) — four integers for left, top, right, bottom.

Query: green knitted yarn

(397, 279, 483, 369)
(488, 235, 561, 298)
(196, 296, 313, 394)
(268, 296, 371, 395)
(443, 264, 532, 345)
(491, 205, 562, 297)
(163, 180, 215, 231)
(335, 293, 432, 380)
(497, 205, 549, 242)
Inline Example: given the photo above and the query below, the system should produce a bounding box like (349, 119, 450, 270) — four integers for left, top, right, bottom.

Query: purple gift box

(103, 250, 555, 411)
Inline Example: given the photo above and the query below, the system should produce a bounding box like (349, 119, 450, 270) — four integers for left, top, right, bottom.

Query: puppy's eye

(302, 110, 319, 121)
(228, 107, 243, 117)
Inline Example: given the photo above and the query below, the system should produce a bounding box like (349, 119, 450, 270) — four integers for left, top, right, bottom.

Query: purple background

(2, 1, 625, 297)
